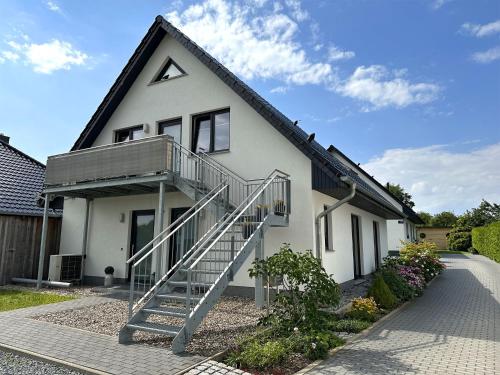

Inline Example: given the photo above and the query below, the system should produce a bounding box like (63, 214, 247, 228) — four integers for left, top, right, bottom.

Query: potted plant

(255, 204, 269, 222)
(104, 266, 114, 287)
(273, 200, 285, 216)
(242, 219, 257, 240)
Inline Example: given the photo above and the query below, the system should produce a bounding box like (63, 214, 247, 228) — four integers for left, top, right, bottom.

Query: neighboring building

(387, 205, 424, 252)
(0, 135, 61, 285)
(39, 16, 418, 351)
(416, 226, 451, 250)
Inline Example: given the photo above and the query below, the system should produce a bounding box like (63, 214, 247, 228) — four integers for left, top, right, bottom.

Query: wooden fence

(0, 215, 61, 285)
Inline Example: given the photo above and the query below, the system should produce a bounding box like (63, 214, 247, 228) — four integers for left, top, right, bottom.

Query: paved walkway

(0, 295, 204, 375)
(306, 254, 500, 375)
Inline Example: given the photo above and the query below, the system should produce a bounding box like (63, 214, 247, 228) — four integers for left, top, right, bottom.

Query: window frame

(114, 125, 144, 143)
(191, 108, 230, 154)
(158, 117, 182, 144)
(150, 57, 186, 84)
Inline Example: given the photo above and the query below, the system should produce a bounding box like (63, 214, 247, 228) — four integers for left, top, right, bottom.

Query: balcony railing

(45, 136, 174, 187)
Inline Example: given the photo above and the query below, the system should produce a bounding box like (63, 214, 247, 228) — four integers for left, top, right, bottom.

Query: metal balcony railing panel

(45, 136, 174, 186)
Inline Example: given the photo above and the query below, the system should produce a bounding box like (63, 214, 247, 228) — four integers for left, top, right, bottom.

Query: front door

(129, 210, 155, 282)
(168, 207, 194, 269)
(351, 215, 362, 279)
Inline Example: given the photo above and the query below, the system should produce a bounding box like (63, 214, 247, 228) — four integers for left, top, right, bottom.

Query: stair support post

(36, 194, 51, 289)
(156, 181, 165, 280)
(254, 229, 265, 308)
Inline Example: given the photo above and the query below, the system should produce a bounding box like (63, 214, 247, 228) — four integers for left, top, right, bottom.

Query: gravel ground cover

(0, 350, 83, 375)
(34, 296, 264, 357)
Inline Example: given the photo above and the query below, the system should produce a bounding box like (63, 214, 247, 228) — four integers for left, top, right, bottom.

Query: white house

(38, 16, 420, 352)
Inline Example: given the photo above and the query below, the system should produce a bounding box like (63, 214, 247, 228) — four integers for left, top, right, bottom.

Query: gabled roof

(71, 16, 404, 220)
(0, 139, 60, 217)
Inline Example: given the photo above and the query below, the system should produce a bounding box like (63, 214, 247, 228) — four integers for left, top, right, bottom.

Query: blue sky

(0, 0, 499, 214)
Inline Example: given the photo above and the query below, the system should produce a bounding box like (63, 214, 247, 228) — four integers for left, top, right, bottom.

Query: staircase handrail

(188, 169, 289, 271)
(127, 183, 227, 265)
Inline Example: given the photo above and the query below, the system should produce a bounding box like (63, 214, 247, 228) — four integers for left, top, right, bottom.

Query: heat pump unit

(48, 254, 83, 282)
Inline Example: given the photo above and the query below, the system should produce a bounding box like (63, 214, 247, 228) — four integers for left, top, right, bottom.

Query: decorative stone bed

(33, 296, 264, 357)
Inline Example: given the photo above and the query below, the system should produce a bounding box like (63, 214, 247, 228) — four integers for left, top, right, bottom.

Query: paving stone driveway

(0, 295, 204, 375)
(306, 254, 500, 375)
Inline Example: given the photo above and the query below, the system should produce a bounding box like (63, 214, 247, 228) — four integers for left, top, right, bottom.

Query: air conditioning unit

(48, 254, 83, 282)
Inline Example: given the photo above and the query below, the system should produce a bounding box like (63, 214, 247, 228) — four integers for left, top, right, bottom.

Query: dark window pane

(115, 130, 130, 143)
(194, 118, 211, 153)
(114, 126, 143, 143)
(214, 111, 230, 151)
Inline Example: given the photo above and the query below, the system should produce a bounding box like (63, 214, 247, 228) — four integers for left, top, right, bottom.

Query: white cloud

(270, 85, 289, 93)
(328, 45, 355, 61)
(335, 65, 440, 110)
(284, 0, 308, 21)
(460, 20, 500, 38)
(431, 0, 453, 10)
(363, 143, 500, 214)
(46, 1, 61, 13)
(166, 0, 334, 86)
(1, 39, 88, 74)
(471, 46, 500, 64)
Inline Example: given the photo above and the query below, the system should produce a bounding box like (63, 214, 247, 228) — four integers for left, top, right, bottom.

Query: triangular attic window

(153, 58, 185, 82)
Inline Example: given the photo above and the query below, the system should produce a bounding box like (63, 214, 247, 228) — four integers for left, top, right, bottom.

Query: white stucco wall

(312, 191, 388, 284)
(387, 218, 417, 251)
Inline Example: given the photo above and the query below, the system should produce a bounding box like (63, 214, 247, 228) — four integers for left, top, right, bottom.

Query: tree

(386, 182, 415, 208)
(417, 211, 433, 226)
(457, 200, 500, 228)
(431, 211, 457, 227)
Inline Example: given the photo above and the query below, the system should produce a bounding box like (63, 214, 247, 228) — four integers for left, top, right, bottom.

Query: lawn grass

(0, 289, 75, 312)
(437, 250, 470, 255)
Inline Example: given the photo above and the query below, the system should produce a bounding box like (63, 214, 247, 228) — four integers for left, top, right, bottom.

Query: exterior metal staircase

(118, 142, 290, 353)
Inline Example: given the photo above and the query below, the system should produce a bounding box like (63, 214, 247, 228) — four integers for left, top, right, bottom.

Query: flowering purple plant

(397, 265, 425, 291)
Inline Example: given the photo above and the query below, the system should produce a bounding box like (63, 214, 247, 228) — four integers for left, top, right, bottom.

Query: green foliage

(367, 276, 398, 309)
(457, 200, 500, 228)
(226, 340, 288, 370)
(448, 227, 472, 251)
(379, 268, 415, 301)
(472, 221, 500, 263)
(417, 211, 433, 225)
(249, 244, 340, 334)
(0, 289, 75, 311)
(346, 297, 379, 322)
(431, 211, 458, 227)
(386, 182, 415, 208)
(328, 319, 371, 333)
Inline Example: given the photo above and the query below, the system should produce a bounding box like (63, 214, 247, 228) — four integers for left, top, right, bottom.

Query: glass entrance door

(129, 210, 155, 283)
(169, 207, 195, 270)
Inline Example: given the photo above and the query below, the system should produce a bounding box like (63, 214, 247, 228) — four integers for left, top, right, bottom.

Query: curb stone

(0, 342, 111, 375)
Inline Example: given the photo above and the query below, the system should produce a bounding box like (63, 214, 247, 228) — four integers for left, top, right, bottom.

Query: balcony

(44, 136, 176, 198)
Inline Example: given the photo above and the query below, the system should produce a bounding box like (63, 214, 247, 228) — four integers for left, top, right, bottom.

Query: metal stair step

(126, 321, 182, 336)
(142, 306, 187, 318)
(167, 280, 213, 288)
(155, 293, 202, 302)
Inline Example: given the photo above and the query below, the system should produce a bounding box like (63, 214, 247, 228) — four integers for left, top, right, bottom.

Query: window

(114, 126, 144, 143)
(324, 205, 332, 251)
(192, 109, 230, 153)
(158, 118, 181, 144)
(153, 58, 185, 83)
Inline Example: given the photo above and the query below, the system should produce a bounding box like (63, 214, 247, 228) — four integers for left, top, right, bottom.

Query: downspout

(315, 176, 357, 260)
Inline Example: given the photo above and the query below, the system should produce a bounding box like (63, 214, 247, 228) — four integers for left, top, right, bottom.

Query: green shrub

(226, 340, 288, 370)
(249, 244, 340, 334)
(346, 297, 379, 322)
(472, 221, 500, 263)
(448, 227, 472, 251)
(379, 269, 415, 301)
(290, 331, 344, 360)
(367, 275, 398, 309)
(328, 319, 371, 333)
(399, 241, 445, 281)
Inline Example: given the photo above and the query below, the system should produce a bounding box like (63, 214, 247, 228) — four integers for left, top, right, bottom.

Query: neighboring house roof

(327, 144, 424, 224)
(0, 139, 60, 217)
(70, 16, 404, 220)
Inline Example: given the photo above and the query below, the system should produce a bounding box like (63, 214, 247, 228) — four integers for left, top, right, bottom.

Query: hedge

(472, 221, 500, 263)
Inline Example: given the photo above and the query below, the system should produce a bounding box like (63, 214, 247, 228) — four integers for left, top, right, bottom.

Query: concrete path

(306, 254, 500, 375)
(0, 295, 204, 375)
